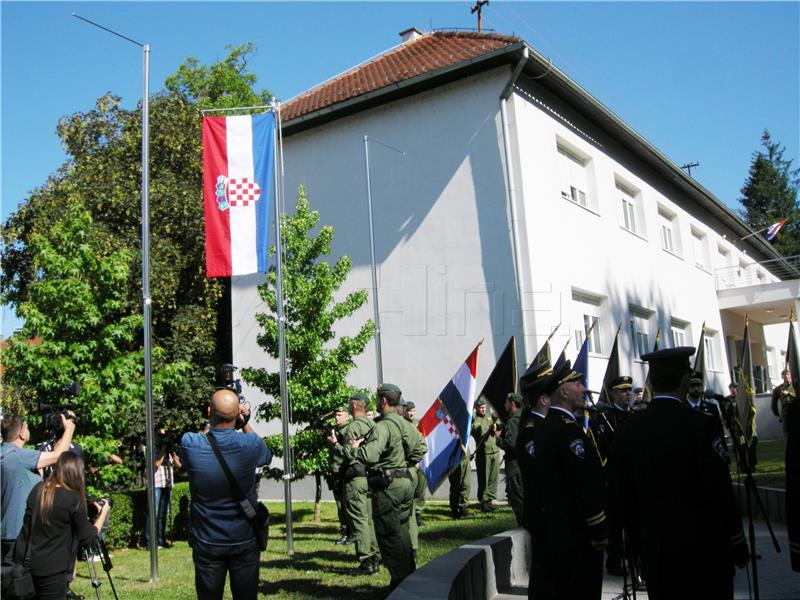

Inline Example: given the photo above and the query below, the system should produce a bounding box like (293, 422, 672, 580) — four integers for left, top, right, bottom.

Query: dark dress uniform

(783, 383, 799, 571)
(499, 406, 524, 526)
(617, 396, 748, 599)
(533, 406, 607, 600)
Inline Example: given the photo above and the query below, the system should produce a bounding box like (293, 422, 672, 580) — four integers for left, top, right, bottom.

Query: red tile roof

(283, 31, 520, 122)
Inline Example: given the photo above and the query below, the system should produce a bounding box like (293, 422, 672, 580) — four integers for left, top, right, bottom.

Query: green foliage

(243, 187, 374, 480)
(1, 44, 272, 486)
(739, 130, 800, 257)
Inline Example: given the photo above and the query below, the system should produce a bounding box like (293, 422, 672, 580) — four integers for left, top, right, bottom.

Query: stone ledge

(732, 482, 786, 525)
(388, 528, 530, 600)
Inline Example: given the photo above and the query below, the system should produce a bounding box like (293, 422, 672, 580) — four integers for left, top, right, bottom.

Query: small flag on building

(418, 343, 480, 493)
(203, 113, 276, 277)
(765, 219, 786, 241)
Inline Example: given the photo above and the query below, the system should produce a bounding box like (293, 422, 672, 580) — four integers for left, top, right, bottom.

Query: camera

(39, 381, 86, 436)
(86, 497, 110, 521)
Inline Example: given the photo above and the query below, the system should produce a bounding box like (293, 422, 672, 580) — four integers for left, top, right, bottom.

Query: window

(558, 142, 591, 209)
(658, 205, 681, 256)
(691, 227, 709, 271)
(704, 329, 718, 371)
(616, 179, 644, 236)
(670, 319, 690, 348)
(572, 290, 603, 354)
(630, 308, 653, 359)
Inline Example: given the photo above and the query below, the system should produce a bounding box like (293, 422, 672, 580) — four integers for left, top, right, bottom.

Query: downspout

(499, 47, 530, 368)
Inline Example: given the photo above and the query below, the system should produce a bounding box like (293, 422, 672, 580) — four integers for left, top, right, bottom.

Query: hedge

(102, 482, 191, 550)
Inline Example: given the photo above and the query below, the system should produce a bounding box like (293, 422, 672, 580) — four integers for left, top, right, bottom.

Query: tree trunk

(314, 472, 322, 522)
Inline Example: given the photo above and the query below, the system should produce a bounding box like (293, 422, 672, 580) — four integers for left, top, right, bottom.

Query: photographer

(1, 412, 76, 558)
(145, 425, 181, 549)
(180, 388, 272, 600)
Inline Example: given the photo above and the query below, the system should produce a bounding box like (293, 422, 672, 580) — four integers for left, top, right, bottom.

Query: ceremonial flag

(553, 337, 570, 371)
(418, 343, 480, 493)
(693, 323, 706, 381)
(573, 324, 592, 430)
(735, 316, 757, 452)
(523, 325, 559, 377)
(642, 329, 661, 403)
(203, 112, 276, 277)
(765, 219, 786, 241)
(785, 310, 800, 572)
(598, 325, 622, 407)
(476, 337, 517, 421)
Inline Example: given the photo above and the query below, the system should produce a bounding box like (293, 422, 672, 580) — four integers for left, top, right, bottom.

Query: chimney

(399, 27, 423, 43)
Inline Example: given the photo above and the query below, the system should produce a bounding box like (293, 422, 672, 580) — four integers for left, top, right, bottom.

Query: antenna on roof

(470, 0, 490, 33)
(681, 161, 700, 177)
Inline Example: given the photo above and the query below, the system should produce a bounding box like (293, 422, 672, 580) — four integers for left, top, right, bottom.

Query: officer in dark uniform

(516, 362, 553, 600)
(781, 365, 799, 571)
(617, 347, 749, 600)
(497, 393, 524, 526)
(686, 371, 725, 438)
(597, 375, 633, 576)
(533, 361, 608, 600)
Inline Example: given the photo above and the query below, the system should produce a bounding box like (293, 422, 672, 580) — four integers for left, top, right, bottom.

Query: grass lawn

(730, 438, 786, 489)
(71, 500, 516, 600)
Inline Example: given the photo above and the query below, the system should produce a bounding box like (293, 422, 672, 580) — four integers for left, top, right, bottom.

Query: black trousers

(32, 570, 69, 600)
(549, 545, 603, 600)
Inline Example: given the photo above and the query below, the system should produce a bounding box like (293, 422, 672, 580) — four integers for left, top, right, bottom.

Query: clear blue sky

(2, 1, 799, 336)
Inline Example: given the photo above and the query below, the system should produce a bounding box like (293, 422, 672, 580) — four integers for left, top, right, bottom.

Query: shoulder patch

(569, 439, 585, 459)
(712, 436, 729, 463)
(525, 440, 536, 458)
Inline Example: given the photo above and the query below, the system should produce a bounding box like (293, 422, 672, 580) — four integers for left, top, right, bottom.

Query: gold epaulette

(586, 510, 606, 527)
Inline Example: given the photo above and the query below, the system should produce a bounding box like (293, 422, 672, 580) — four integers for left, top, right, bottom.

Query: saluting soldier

(327, 393, 380, 575)
(471, 397, 499, 512)
(396, 399, 427, 560)
(327, 406, 352, 545)
(596, 375, 633, 576)
(533, 361, 607, 599)
(496, 393, 524, 526)
(337, 383, 415, 591)
(516, 363, 552, 600)
(617, 348, 749, 599)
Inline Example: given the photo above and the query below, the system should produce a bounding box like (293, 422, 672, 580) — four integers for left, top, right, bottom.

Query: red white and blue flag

(765, 219, 786, 241)
(418, 344, 480, 493)
(203, 113, 276, 277)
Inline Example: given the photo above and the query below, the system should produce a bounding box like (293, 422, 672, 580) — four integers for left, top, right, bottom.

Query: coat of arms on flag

(214, 175, 262, 211)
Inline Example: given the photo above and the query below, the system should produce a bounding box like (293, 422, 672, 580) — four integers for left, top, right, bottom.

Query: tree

(243, 186, 374, 520)
(739, 130, 800, 257)
(1, 45, 272, 481)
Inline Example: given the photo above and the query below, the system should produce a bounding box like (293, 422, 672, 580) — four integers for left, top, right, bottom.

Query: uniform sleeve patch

(569, 439, 585, 459)
(712, 436, 729, 463)
(525, 441, 536, 458)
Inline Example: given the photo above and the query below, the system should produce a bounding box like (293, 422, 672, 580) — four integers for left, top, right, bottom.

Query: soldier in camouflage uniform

(448, 454, 471, 518)
(404, 401, 428, 528)
(496, 393, 524, 526)
(337, 383, 415, 591)
(327, 406, 352, 545)
(397, 399, 427, 559)
(327, 393, 380, 574)
(471, 397, 499, 512)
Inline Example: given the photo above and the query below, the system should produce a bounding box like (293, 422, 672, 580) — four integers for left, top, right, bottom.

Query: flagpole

(71, 13, 158, 582)
(272, 100, 295, 556)
(363, 135, 384, 384)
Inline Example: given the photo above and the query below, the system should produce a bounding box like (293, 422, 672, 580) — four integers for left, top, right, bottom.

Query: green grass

(71, 500, 516, 600)
(730, 438, 786, 489)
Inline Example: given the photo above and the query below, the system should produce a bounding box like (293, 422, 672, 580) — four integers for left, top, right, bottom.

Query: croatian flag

(203, 113, 276, 277)
(766, 219, 786, 241)
(418, 344, 480, 493)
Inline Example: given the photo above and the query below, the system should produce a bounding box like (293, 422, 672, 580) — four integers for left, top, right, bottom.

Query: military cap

(611, 375, 633, 390)
(633, 387, 643, 394)
(728, 382, 737, 390)
(520, 361, 552, 388)
(404, 401, 415, 410)
(543, 360, 583, 395)
(334, 405, 349, 413)
(688, 371, 704, 385)
(641, 347, 695, 385)
(521, 374, 550, 401)
(506, 393, 524, 406)
(349, 392, 370, 403)
(475, 397, 488, 406)
(377, 383, 402, 395)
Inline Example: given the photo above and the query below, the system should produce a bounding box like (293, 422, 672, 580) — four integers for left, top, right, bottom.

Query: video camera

(39, 381, 86, 436)
(221, 364, 247, 403)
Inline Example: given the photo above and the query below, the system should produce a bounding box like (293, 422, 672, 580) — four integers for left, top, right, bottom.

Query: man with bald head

(180, 388, 273, 600)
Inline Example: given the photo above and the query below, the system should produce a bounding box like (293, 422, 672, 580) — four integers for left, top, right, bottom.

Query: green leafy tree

(1, 45, 271, 484)
(243, 186, 374, 519)
(739, 130, 800, 257)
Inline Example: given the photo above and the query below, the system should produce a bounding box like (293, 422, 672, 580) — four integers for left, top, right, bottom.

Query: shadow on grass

(261, 578, 388, 600)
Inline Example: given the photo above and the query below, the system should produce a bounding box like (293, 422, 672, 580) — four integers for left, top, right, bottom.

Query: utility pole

(681, 161, 700, 177)
(471, 0, 490, 33)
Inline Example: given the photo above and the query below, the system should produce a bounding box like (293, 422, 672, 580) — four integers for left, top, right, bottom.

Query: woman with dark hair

(15, 451, 110, 599)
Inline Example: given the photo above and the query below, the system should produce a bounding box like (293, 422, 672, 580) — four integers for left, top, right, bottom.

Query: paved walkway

(494, 522, 799, 600)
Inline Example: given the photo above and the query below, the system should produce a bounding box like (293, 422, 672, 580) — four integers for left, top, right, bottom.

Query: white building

(232, 29, 800, 440)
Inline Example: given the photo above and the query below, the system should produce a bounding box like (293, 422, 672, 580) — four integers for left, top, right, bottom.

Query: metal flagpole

(71, 13, 158, 582)
(272, 100, 294, 555)
(363, 135, 384, 384)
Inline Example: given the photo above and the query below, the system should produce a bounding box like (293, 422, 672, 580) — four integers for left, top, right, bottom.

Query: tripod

(83, 536, 118, 600)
